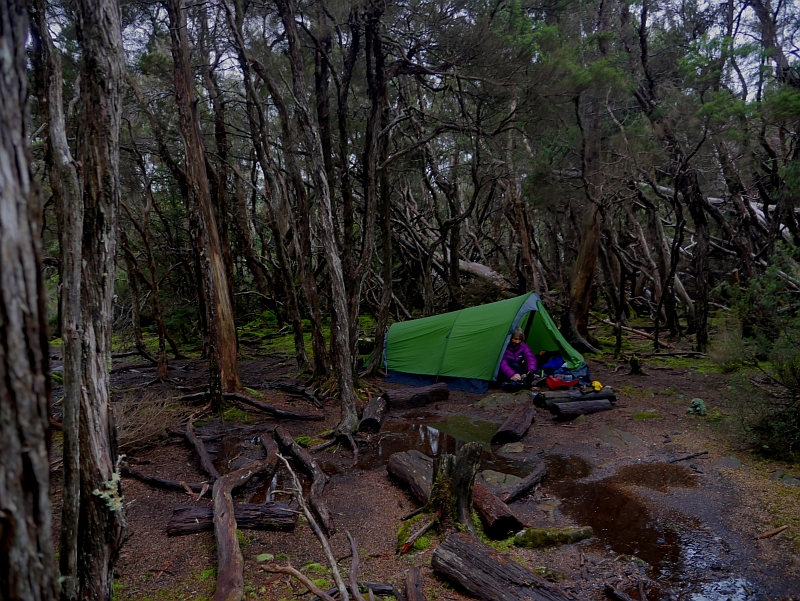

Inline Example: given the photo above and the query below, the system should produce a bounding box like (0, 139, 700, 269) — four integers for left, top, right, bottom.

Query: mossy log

(165, 503, 296, 535)
(273, 425, 333, 535)
(513, 526, 594, 548)
(383, 383, 449, 408)
(358, 395, 388, 433)
(550, 400, 613, 417)
(431, 533, 571, 601)
(491, 406, 535, 445)
(473, 483, 525, 538)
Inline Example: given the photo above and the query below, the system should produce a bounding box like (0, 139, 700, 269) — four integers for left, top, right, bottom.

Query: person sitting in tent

(499, 328, 537, 385)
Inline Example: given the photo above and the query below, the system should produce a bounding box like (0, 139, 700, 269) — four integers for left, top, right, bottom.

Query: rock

(712, 456, 743, 469)
(477, 393, 518, 410)
(481, 469, 522, 488)
(770, 470, 786, 481)
(574, 415, 586, 425)
(498, 442, 525, 453)
(594, 426, 648, 449)
(780, 475, 800, 487)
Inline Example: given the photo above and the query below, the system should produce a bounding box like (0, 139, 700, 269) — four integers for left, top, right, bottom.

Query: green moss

(275, 553, 289, 561)
(294, 436, 311, 447)
(514, 526, 593, 548)
(396, 513, 435, 553)
(236, 530, 253, 548)
(302, 563, 328, 574)
(200, 568, 217, 581)
(223, 406, 251, 423)
(312, 579, 331, 589)
(633, 412, 661, 419)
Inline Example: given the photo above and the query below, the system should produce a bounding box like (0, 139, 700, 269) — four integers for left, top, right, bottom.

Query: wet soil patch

(542, 454, 592, 481)
(607, 462, 698, 492)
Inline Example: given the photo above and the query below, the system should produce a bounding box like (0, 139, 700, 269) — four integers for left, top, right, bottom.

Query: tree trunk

(0, 3, 57, 597)
(427, 442, 482, 531)
(275, 0, 358, 434)
(73, 0, 130, 596)
(27, 2, 82, 596)
(166, 0, 240, 400)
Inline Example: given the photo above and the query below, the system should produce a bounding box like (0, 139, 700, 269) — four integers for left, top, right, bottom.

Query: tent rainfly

(383, 292, 586, 393)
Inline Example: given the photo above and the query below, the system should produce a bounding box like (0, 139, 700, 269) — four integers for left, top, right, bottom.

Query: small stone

(770, 470, 786, 481)
(481, 469, 522, 488)
(498, 442, 525, 453)
(670, 430, 684, 435)
(256, 553, 274, 563)
(574, 414, 586, 425)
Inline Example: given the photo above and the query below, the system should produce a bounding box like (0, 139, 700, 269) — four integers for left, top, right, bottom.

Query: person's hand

(510, 373, 522, 382)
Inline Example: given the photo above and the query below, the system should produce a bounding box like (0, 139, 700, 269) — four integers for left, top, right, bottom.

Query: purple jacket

(499, 341, 537, 379)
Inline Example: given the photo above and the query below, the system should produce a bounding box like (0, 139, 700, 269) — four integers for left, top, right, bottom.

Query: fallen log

(604, 585, 637, 601)
(534, 390, 617, 409)
(273, 425, 334, 535)
(514, 526, 593, 548)
(502, 461, 547, 503)
(383, 383, 449, 408)
(186, 418, 221, 481)
(405, 567, 427, 601)
(431, 533, 571, 601)
(358, 395, 388, 433)
(261, 381, 325, 408)
(225, 392, 324, 420)
(121, 464, 206, 493)
(473, 483, 525, 538)
(212, 434, 279, 601)
(166, 503, 296, 535)
(314, 582, 405, 601)
(491, 406, 535, 445)
(550, 400, 613, 418)
(387, 450, 434, 504)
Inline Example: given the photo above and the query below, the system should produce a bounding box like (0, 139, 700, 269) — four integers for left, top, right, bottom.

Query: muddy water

(545, 459, 742, 595)
(357, 417, 538, 476)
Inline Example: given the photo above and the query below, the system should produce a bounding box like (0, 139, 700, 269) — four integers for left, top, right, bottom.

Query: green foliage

(199, 568, 217, 581)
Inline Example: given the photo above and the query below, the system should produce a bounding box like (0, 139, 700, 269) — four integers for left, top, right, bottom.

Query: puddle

(543, 454, 592, 481)
(689, 578, 754, 601)
(357, 418, 536, 476)
(607, 463, 698, 492)
(547, 459, 732, 590)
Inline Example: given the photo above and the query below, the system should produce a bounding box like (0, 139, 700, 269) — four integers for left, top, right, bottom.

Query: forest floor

(49, 335, 800, 601)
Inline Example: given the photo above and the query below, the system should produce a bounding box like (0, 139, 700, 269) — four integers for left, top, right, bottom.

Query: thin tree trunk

(0, 2, 57, 597)
(27, 2, 82, 596)
(73, 0, 130, 596)
(166, 0, 240, 399)
(275, 0, 358, 434)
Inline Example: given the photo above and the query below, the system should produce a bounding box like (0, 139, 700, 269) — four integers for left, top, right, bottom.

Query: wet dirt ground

(49, 353, 800, 600)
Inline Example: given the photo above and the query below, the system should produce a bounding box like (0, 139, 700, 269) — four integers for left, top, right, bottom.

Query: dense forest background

(2, 0, 800, 598)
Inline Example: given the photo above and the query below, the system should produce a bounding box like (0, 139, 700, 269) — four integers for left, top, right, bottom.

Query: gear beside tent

(383, 292, 587, 393)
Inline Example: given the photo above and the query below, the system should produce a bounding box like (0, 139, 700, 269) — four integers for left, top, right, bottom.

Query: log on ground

(534, 390, 616, 409)
(431, 532, 571, 601)
(121, 465, 206, 493)
(502, 461, 547, 503)
(405, 566, 427, 601)
(383, 383, 449, 408)
(387, 450, 434, 504)
(212, 434, 279, 601)
(473, 483, 525, 538)
(225, 392, 324, 420)
(513, 526, 593, 548)
(273, 425, 334, 535)
(491, 406, 535, 445)
(166, 503, 297, 535)
(358, 395, 388, 433)
(550, 400, 613, 417)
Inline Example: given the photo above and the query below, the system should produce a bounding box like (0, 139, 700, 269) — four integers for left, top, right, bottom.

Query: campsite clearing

(49, 353, 800, 601)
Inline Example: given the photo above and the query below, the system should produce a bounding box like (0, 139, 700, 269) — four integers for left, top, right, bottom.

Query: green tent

(384, 292, 585, 392)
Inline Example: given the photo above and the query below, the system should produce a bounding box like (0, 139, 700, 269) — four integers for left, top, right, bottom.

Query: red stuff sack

(546, 375, 579, 390)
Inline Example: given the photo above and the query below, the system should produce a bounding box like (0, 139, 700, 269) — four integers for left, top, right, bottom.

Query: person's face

(511, 335, 523, 346)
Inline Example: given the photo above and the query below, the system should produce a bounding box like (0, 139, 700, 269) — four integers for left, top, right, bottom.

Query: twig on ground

(668, 450, 708, 463)
(756, 525, 788, 540)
